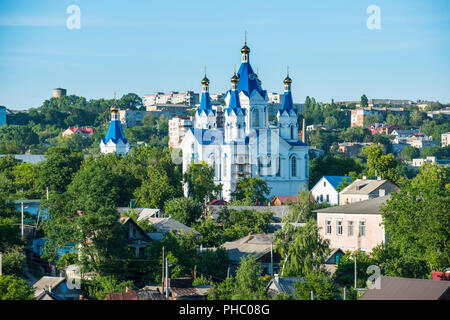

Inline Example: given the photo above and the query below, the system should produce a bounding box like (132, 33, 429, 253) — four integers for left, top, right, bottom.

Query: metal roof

(359, 276, 450, 300)
(315, 195, 390, 215)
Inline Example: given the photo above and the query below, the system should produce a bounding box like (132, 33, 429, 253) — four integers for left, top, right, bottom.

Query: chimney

(379, 189, 386, 197)
(362, 176, 367, 180)
(302, 119, 306, 143)
(377, 176, 382, 181)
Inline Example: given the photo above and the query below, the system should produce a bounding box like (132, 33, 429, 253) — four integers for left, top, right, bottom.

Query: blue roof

(102, 120, 128, 144)
(279, 91, 296, 115)
(287, 140, 308, 146)
(197, 92, 215, 115)
(322, 176, 352, 189)
(237, 61, 267, 99)
(225, 89, 245, 116)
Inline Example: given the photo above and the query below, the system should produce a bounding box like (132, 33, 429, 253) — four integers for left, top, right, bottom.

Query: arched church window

(290, 125, 294, 139)
(237, 123, 241, 139)
(252, 109, 260, 127)
(291, 156, 297, 177)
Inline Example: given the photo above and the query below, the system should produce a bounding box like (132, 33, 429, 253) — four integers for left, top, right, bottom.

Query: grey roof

(117, 207, 161, 220)
(359, 276, 450, 300)
(0, 154, 46, 164)
(33, 276, 66, 297)
(315, 195, 390, 215)
(207, 205, 291, 222)
(146, 217, 199, 235)
(221, 233, 274, 263)
(339, 179, 397, 196)
(267, 276, 306, 297)
(268, 222, 306, 233)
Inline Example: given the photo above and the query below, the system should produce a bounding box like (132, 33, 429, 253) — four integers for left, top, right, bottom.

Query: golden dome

(201, 76, 210, 86)
(231, 72, 240, 84)
(284, 75, 292, 85)
(241, 44, 250, 54)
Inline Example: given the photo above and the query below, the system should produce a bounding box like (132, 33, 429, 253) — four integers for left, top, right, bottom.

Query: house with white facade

(179, 41, 309, 201)
(311, 176, 351, 205)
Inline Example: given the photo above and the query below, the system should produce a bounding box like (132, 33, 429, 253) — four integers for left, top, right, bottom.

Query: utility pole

(227, 266, 230, 279)
(311, 290, 314, 300)
(354, 254, 357, 290)
(270, 242, 274, 276)
(0, 252, 2, 276)
(21, 201, 24, 239)
(161, 247, 165, 296)
(343, 286, 346, 300)
(165, 257, 169, 299)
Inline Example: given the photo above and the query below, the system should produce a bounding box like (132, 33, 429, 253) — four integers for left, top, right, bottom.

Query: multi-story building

(168, 116, 194, 148)
(442, 132, 450, 147)
(427, 107, 450, 119)
(179, 42, 309, 201)
(339, 177, 399, 204)
(142, 91, 199, 108)
(351, 106, 409, 127)
(267, 92, 283, 104)
(52, 88, 67, 98)
(119, 109, 148, 128)
(316, 195, 390, 253)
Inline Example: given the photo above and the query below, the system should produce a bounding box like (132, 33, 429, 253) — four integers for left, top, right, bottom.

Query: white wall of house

(311, 177, 340, 205)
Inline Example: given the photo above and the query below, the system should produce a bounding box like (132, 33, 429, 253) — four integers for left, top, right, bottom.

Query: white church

(100, 102, 130, 155)
(179, 42, 310, 201)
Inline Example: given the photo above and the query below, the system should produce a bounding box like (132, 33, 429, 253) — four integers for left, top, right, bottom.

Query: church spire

(198, 68, 213, 114)
(226, 68, 242, 115)
(280, 67, 294, 114)
(241, 31, 250, 63)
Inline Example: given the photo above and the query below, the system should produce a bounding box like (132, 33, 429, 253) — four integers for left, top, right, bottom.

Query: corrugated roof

(147, 217, 199, 235)
(359, 276, 450, 300)
(315, 195, 390, 215)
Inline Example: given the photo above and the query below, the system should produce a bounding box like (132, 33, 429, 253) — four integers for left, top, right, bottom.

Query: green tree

(294, 271, 338, 300)
(222, 209, 272, 242)
(135, 165, 178, 209)
(231, 176, 271, 205)
(360, 94, 368, 108)
(231, 255, 268, 300)
(380, 163, 449, 276)
(0, 217, 23, 252)
(83, 275, 134, 300)
(0, 275, 35, 300)
(164, 197, 202, 226)
(401, 145, 420, 160)
(274, 219, 330, 277)
(118, 93, 142, 110)
(193, 218, 224, 247)
(1, 247, 26, 276)
(207, 277, 236, 300)
(183, 162, 222, 207)
(37, 147, 83, 194)
(334, 250, 374, 288)
(362, 144, 404, 185)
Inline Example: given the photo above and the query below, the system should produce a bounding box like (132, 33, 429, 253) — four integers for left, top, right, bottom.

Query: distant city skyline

(1, 0, 449, 110)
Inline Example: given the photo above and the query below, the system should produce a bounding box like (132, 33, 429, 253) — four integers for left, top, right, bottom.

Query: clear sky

(0, 0, 449, 109)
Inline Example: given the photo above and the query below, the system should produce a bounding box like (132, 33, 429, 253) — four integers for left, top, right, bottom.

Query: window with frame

(359, 221, 366, 237)
(291, 156, 297, 177)
(326, 194, 330, 202)
(337, 220, 343, 235)
(348, 221, 354, 236)
(251, 109, 260, 127)
(325, 220, 332, 235)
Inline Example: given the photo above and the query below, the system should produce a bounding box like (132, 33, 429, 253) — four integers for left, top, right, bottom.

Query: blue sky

(0, 0, 449, 109)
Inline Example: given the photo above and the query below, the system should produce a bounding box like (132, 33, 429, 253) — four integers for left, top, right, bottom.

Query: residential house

(311, 176, 351, 205)
(33, 239, 77, 259)
(165, 277, 211, 300)
(339, 177, 399, 204)
(271, 196, 299, 206)
(359, 276, 450, 300)
(367, 123, 400, 135)
(266, 275, 305, 298)
(338, 142, 374, 156)
(206, 205, 291, 222)
(33, 276, 82, 300)
(306, 124, 330, 131)
(324, 248, 345, 275)
(441, 132, 450, 147)
(315, 195, 390, 252)
(143, 217, 200, 236)
(119, 217, 153, 257)
(61, 127, 94, 138)
(221, 233, 280, 275)
(105, 288, 165, 300)
(426, 107, 450, 119)
(117, 207, 161, 220)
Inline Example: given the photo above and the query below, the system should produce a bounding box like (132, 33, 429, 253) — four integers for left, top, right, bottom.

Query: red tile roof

(104, 290, 138, 300)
